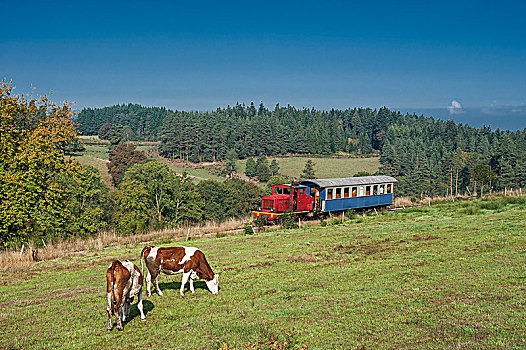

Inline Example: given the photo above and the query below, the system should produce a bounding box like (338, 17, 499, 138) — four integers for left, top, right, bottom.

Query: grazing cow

(106, 259, 146, 331)
(140, 246, 219, 297)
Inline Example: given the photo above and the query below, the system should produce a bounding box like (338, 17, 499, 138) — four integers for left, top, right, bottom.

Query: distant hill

(75, 103, 171, 141)
(75, 103, 526, 197)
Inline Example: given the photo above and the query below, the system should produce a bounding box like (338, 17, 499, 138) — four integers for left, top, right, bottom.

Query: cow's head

(205, 274, 219, 294)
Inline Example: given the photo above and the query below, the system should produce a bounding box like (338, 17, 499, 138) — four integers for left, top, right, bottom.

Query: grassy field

(72, 138, 381, 184)
(1, 196, 525, 349)
(237, 156, 381, 179)
(70, 144, 112, 188)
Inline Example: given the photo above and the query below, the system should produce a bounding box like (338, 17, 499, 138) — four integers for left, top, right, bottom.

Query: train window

(299, 188, 305, 195)
(387, 184, 392, 193)
(379, 185, 385, 194)
(373, 185, 378, 195)
(366, 186, 371, 196)
(352, 187, 357, 197)
(343, 187, 349, 198)
(327, 188, 333, 200)
(274, 187, 282, 195)
(283, 187, 291, 195)
(336, 188, 342, 199)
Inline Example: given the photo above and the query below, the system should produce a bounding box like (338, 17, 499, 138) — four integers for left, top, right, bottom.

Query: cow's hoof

(117, 327, 123, 331)
(158, 292, 164, 297)
(141, 318, 146, 322)
(107, 327, 112, 331)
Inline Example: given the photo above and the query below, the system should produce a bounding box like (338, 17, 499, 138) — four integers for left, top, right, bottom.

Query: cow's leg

(180, 272, 191, 296)
(137, 288, 146, 321)
(153, 272, 164, 296)
(189, 277, 195, 294)
(122, 300, 130, 322)
(145, 269, 152, 297)
(106, 292, 113, 331)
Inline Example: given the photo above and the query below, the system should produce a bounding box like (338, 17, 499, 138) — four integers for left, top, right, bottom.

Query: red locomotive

(251, 183, 313, 220)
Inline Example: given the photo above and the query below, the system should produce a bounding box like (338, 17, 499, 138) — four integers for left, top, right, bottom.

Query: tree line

(78, 102, 526, 196)
(5, 83, 525, 247)
(1, 84, 263, 248)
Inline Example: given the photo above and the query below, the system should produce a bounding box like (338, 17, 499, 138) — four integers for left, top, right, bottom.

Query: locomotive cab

(252, 184, 313, 220)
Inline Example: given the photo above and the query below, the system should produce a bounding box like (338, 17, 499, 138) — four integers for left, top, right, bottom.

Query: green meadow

(1, 196, 525, 349)
(237, 156, 381, 180)
(73, 137, 381, 185)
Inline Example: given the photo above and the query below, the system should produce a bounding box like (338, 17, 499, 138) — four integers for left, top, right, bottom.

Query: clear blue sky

(1, 0, 525, 129)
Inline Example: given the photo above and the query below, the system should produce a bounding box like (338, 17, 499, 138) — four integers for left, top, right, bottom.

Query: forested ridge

(3, 80, 525, 247)
(77, 102, 526, 197)
(76, 103, 168, 141)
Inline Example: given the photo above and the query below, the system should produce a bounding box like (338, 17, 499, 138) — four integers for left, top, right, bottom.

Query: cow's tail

(109, 260, 118, 313)
(140, 246, 150, 277)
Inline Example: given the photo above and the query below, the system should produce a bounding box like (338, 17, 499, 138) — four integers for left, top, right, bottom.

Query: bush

(280, 214, 298, 229)
(244, 224, 255, 235)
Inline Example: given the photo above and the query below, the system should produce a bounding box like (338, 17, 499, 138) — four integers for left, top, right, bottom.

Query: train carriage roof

(300, 175, 397, 188)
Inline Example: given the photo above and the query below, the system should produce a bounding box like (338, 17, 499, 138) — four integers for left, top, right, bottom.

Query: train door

(314, 187, 320, 210)
(293, 188, 298, 211)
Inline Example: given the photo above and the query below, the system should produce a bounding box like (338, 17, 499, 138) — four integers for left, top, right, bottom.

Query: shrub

(244, 224, 255, 235)
(280, 214, 298, 229)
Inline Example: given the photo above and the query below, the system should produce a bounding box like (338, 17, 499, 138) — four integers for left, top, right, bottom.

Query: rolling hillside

(1, 196, 525, 348)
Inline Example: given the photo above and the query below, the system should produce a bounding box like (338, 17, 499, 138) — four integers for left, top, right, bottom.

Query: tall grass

(0, 217, 251, 271)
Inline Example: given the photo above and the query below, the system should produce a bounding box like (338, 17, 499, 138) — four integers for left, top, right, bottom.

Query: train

(251, 175, 398, 220)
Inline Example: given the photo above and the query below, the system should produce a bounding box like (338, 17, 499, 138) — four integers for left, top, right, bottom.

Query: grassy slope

(2, 197, 524, 349)
(237, 156, 381, 179)
(73, 138, 381, 183)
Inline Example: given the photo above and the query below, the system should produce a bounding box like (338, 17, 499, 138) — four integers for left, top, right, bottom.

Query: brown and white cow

(106, 259, 146, 331)
(140, 246, 219, 297)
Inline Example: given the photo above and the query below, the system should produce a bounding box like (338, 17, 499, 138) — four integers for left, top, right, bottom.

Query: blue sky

(1, 0, 525, 129)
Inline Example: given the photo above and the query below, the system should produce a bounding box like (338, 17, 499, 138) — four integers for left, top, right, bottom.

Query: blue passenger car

(300, 176, 397, 213)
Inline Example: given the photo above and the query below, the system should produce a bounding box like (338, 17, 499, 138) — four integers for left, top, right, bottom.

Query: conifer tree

(256, 156, 271, 182)
(269, 159, 280, 176)
(301, 159, 316, 179)
(245, 158, 257, 178)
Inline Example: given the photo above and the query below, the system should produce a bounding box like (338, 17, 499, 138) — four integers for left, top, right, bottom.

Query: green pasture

(237, 156, 381, 180)
(70, 144, 112, 187)
(1, 196, 525, 349)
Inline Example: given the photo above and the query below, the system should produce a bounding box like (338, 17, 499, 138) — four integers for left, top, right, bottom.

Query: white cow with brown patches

(106, 259, 146, 331)
(140, 246, 219, 297)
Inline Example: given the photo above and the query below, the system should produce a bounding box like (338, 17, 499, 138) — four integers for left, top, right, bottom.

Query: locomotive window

(387, 184, 392, 193)
(373, 185, 378, 195)
(335, 188, 342, 199)
(352, 187, 357, 197)
(299, 188, 305, 195)
(327, 188, 333, 200)
(274, 187, 282, 195)
(366, 186, 371, 196)
(283, 187, 291, 195)
(343, 187, 350, 198)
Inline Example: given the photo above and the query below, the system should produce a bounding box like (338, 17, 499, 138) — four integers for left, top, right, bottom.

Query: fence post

(20, 244, 25, 258)
(186, 227, 190, 241)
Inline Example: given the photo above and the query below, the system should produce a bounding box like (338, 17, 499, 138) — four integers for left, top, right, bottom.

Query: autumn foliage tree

(107, 143, 147, 186)
(0, 80, 82, 246)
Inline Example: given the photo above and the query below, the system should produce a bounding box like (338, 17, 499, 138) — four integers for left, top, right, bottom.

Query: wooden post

(20, 244, 25, 258)
(41, 239, 47, 248)
(298, 217, 301, 229)
(186, 227, 190, 241)
(341, 211, 345, 223)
